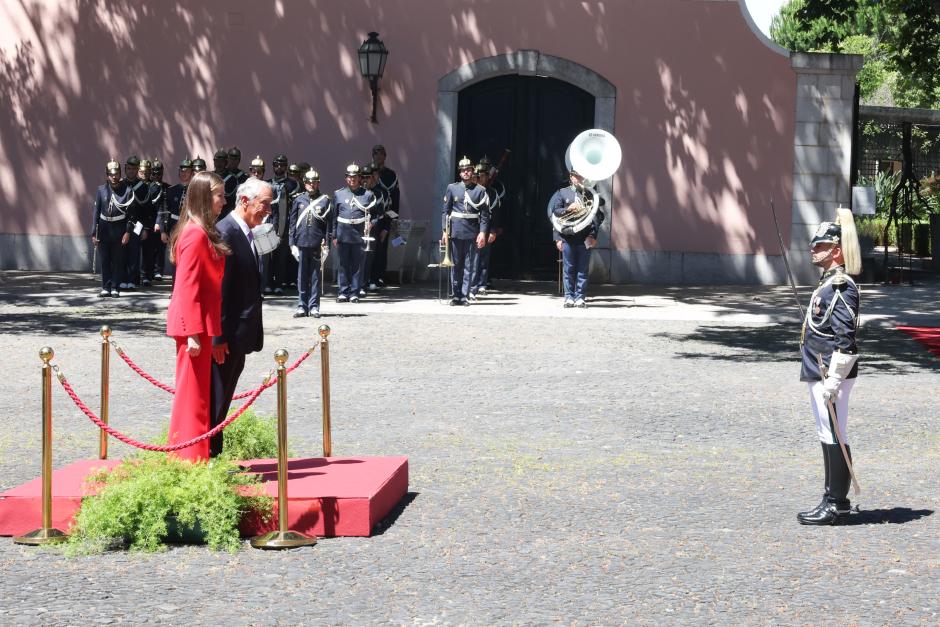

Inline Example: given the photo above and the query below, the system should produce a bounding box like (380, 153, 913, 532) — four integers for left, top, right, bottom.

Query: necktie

(246, 229, 259, 265)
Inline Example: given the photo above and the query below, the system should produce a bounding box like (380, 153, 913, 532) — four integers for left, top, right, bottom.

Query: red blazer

(166, 224, 225, 338)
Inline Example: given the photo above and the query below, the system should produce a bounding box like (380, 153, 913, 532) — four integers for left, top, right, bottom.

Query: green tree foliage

(770, 0, 940, 108)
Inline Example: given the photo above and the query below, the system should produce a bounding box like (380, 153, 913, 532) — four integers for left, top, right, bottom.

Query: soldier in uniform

(158, 157, 194, 280)
(289, 169, 332, 318)
(441, 156, 489, 305)
(212, 149, 228, 178)
(268, 154, 300, 294)
(548, 169, 601, 308)
(142, 159, 168, 284)
(359, 163, 386, 293)
(797, 208, 862, 526)
(91, 159, 135, 297)
(469, 157, 498, 299)
(222, 147, 248, 218)
(332, 163, 376, 303)
(191, 156, 207, 173)
(479, 158, 507, 295)
(120, 156, 150, 290)
(372, 144, 400, 288)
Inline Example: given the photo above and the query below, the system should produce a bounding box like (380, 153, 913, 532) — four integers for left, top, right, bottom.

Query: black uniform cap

(298, 162, 310, 172)
(810, 222, 842, 246)
(360, 164, 375, 176)
(151, 160, 164, 173)
(228, 146, 241, 158)
(288, 163, 301, 173)
(125, 155, 140, 166)
(213, 149, 228, 160)
(179, 158, 194, 169)
(372, 144, 386, 154)
(273, 154, 289, 165)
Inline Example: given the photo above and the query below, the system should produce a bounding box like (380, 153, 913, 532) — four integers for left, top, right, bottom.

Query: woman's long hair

(169, 171, 230, 263)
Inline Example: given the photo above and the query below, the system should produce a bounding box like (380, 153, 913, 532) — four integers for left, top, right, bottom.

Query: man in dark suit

(209, 177, 273, 457)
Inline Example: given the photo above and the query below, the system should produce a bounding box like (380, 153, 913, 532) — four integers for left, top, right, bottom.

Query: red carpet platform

(0, 456, 408, 538)
(897, 326, 940, 358)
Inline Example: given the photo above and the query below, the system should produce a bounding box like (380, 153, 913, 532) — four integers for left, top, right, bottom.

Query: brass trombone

(440, 214, 454, 268)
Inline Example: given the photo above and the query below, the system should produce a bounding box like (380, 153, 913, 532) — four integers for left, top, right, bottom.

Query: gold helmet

(250, 155, 265, 169)
(304, 169, 320, 183)
(106, 158, 121, 174)
(457, 156, 473, 170)
(345, 163, 360, 177)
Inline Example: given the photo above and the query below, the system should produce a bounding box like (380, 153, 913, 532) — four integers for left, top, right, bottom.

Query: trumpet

(440, 214, 454, 268)
(363, 209, 375, 253)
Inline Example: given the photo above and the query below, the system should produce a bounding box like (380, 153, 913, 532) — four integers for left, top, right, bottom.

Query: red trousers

(167, 332, 212, 461)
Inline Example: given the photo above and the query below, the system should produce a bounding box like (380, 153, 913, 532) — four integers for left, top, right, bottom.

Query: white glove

(822, 352, 858, 401)
(291, 245, 300, 261)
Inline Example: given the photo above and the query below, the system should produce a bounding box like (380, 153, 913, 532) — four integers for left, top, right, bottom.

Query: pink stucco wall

(0, 0, 794, 256)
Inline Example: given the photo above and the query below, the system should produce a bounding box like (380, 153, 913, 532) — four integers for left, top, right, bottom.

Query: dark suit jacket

(213, 213, 264, 355)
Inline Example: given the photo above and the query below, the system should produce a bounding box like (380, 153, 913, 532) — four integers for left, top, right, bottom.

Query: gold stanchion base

(250, 530, 317, 550)
(13, 527, 68, 545)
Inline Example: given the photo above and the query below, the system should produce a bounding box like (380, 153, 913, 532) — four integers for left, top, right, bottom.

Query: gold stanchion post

(319, 325, 332, 458)
(250, 349, 317, 550)
(14, 348, 68, 545)
(99, 325, 111, 460)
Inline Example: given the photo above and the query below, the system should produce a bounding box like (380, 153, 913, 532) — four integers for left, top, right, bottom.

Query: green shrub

(149, 409, 281, 461)
(66, 456, 272, 554)
(220, 409, 280, 461)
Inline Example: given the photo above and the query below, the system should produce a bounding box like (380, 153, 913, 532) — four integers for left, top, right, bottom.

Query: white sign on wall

(852, 186, 876, 215)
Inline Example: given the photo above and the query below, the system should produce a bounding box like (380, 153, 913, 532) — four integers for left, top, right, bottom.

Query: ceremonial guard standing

(470, 158, 498, 299)
(267, 154, 299, 295)
(121, 156, 149, 290)
(372, 144, 400, 288)
(548, 169, 601, 308)
(289, 169, 331, 318)
(332, 164, 376, 303)
(222, 147, 247, 218)
(142, 159, 168, 285)
(441, 156, 489, 305)
(360, 163, 386, 293)
(159, 158, 194, 279)
(797, 208, 862, 526)
(91, 159, 135, 297)
(212, 149, 228, 178)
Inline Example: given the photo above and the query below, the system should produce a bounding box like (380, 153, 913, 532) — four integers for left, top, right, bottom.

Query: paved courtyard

(0, 270, 939, 625)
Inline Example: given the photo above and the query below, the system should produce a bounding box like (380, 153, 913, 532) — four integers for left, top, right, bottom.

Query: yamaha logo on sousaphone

(552, 129, 622, 236)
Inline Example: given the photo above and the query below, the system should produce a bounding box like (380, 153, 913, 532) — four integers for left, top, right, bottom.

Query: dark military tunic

(332, 186, 377, 244)
(289, 191, 332, 248)
(800, 266, 859, 382)
(548, 186, 600, 243)
(442, 182, 490, 239)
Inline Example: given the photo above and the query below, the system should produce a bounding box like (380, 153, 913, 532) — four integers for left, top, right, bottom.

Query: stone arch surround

(434, 50, 617, 280)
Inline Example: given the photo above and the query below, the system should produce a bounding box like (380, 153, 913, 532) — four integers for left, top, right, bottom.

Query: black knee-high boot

(797, 442, 831, 521)
(798, 443, 852, 525)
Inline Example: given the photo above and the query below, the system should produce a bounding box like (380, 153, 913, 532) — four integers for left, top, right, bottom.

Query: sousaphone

(553, 129, 622, 235)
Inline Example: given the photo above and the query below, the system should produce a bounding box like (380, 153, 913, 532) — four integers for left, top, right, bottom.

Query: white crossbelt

(337, 216, 367, 225)
(451, 211, 479, 219)
(170, 213, 180, 220)
(100, 214, 125, 222)
(296, 199, 330, 228)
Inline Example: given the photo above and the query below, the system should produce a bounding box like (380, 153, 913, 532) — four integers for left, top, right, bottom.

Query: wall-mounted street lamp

(358, 32, 389, 124)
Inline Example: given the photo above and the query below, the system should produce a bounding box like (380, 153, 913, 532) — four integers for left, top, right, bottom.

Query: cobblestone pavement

(0, 271, 938, 625)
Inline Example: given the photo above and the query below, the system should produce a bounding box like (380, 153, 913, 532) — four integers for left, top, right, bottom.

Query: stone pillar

(789, 52, 864, 283)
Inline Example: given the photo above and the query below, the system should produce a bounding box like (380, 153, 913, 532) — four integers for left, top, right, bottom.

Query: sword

(816, 354, 861, 495)
(770, 197, 804, 320)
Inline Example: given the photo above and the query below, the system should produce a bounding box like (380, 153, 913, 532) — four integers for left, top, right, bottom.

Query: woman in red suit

(165, 172, 230, 461)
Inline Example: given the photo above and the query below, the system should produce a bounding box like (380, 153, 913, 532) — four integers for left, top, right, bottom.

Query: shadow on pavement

(842, 507, 934, 525)
(657, 325, 940, 373)
(371, 491, 418, 536)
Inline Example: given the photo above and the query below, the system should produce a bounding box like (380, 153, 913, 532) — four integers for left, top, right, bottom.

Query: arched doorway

(456, 75, 594, 278)
(436, 51, 617, 281)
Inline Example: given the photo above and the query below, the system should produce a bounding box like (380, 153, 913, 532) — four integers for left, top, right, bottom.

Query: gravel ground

(0, 271, 938, 626)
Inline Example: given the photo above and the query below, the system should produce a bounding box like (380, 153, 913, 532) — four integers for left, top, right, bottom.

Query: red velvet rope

(111, 340, 315, 400)
(54, 366, 274, 452)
